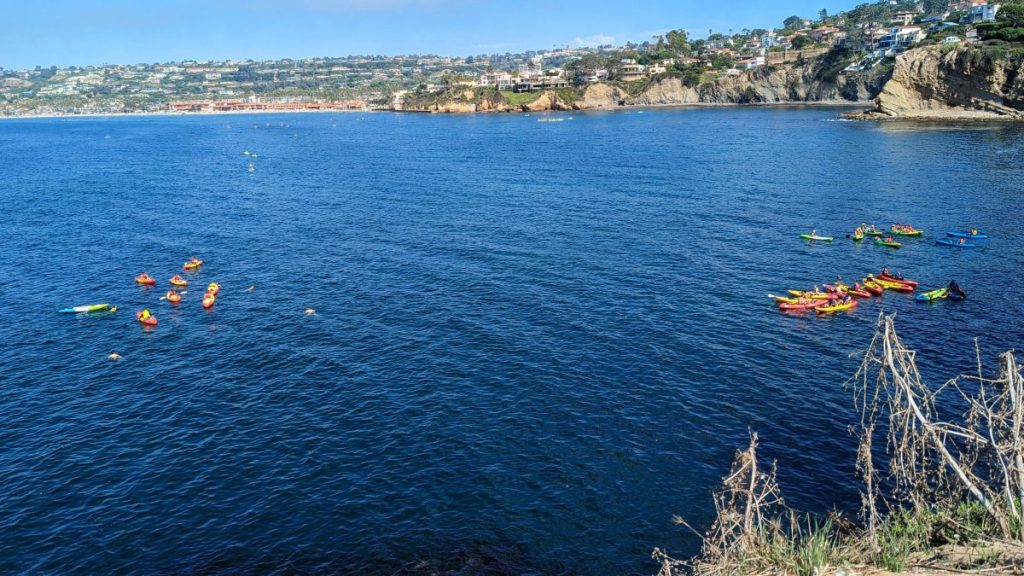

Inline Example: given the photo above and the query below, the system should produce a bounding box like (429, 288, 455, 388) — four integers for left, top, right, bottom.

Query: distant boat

(248, 163, 255, 173)
(537, 117, 564, 123)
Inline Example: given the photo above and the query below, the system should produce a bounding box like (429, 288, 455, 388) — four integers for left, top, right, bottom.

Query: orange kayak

(135, 273, 156, 286)
(183, 259, 204, 271)
(202, 294, 216, 309)
(166, 291, 182, 304)
(169, 275, 189, 287)
(206, 282, 221, 296)
(136, 310, 158, 326)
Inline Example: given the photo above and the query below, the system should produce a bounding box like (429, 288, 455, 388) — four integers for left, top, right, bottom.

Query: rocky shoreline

(402, 55, 889, 114)
(406, 45, 1024, 122)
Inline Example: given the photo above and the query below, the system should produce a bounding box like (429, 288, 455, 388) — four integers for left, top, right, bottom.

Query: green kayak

(800, 234, 833, 242)
(864, 230, 883, 236)
(852, 233, 864, 242)
(915, 288, 948, 302)
(58, 303, 113, 314)
(874, 239, 901, 248)
(894, 229, 924, 236)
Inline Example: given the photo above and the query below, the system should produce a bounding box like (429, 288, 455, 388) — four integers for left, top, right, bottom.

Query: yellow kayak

(788, 290, 832, 300)
(816, 301, 858, 314)
(873, 279, 915, 292)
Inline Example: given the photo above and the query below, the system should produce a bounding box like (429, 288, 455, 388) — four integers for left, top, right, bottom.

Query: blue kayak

(936, 238, 976, 248)
(947, 231, 988, 239)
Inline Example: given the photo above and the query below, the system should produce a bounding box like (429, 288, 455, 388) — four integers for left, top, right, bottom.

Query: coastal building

(948, 0, 990, 11)
(646, 62, 667, 76)
(477, 71, 514, 90)
(963, 3, 1000, 24)
(893, 11, 918, 26)
(880, 25, 925, 54)
(619, 59, 646, 82)
(809, 26, 842, 44)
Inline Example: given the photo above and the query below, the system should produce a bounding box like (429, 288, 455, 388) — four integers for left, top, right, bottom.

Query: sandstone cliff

(852, 46, 1024, 120)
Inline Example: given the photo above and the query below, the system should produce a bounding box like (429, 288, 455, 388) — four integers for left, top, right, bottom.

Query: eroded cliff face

(696, 61, 884, 103)
(854, 46, 1024, 119)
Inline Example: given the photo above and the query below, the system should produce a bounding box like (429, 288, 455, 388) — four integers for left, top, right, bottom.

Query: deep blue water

(1, 108, 1022, 575)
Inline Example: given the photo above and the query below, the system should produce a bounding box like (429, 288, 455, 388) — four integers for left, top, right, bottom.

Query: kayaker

(970, 227, 978, 236)
(140, 309, 151, 320)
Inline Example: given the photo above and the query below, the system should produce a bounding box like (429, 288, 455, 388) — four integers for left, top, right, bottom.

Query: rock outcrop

(851, 46, 1024, 120)
(521, 91, 573, 112)
(695, 60, 884, 103)
(573, 84, 629, 109)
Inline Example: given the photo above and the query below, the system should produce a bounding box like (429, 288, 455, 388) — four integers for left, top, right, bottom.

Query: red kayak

(879, 273, 919, 288)
(779, 299, 828, 311)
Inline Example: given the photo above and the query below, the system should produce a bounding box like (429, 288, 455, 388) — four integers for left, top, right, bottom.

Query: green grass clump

(499, 91, 540, 106)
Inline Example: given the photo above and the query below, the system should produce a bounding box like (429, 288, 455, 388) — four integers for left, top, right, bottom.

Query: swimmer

(246, 285, 255, 293)
(304, 308, 315, 316)
(108, 352, 122, 361)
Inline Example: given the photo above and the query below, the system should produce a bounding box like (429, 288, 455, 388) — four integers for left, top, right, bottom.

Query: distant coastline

(0, 100, 873, 122)
(0, 108, 373, 121)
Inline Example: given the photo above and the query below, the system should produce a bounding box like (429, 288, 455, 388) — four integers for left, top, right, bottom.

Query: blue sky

(2, 0, 854, 70)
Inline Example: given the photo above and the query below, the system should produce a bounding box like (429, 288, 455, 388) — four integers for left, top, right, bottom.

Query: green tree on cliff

(783, 15, 805, 31)
(998, 4, 1024, 28)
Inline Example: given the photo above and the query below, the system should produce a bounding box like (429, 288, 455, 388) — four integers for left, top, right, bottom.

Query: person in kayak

(139, 309, 151, 320)
(949, 280, 965, 296)
(970, 227, 978, 236)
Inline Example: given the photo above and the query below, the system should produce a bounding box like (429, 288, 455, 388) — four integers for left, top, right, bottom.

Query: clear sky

(2, 0, 855, 70)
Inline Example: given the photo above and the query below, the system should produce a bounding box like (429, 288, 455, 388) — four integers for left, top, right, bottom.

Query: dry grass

(656, 314, 1024, 575)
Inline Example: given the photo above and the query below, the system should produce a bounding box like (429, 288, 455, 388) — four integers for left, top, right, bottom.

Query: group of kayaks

(133, 259, 221, 326)
(936, 229, 989, 248)
(773, 269, 967, 314)
(61, 257, 219, 328)
(849, 224, 924, 249)
(805, 225, 989, 251)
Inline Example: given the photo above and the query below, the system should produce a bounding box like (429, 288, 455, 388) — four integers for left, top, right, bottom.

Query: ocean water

(1, 108, 1022, 575)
